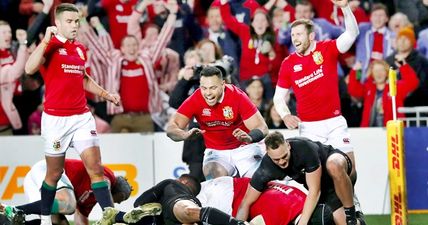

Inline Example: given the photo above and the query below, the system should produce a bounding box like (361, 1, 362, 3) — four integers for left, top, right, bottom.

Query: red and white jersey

(177, 84, 258, 150)
(41, 35, 89, 116)
(101, 0, 138, 49)
(119, 60, 150, 113)
(277, 40, 341, 121)
(232, 178, 306, 225)
(64, 159, 116, 217)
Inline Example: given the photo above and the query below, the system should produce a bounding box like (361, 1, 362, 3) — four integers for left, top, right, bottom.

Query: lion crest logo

(312, 51, 324, 65)
(222, 106, 234, 120)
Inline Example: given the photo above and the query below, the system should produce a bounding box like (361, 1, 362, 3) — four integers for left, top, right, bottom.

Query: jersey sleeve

(176, 91, 199, 119)
(300, 142, 321, 173)
(237, 88, 258, 120)
(276, 58, 292, 89)
(250, 155, 286, 192)
(133, 179, 174, 207)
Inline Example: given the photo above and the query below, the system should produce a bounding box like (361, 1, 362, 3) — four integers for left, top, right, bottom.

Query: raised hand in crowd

(135, 0, 153, 12)
(41, 0, 53, 14)
(16, 29, 28, 46)
(164, 0, 179, 14)
(331, 0, 349, 8)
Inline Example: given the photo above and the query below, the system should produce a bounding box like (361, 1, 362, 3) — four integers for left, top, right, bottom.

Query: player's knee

(46, 171, 64, 182)
(57, 189, 76, 214)
(326, 156, 346, 177)
(203, 163, 228, 179)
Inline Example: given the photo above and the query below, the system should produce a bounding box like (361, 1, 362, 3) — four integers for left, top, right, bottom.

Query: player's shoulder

(288, 137, 318, 152)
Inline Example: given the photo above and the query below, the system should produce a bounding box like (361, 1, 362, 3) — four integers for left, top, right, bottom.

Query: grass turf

(365, 214, 428, 225)
(74, 214, 428, 224)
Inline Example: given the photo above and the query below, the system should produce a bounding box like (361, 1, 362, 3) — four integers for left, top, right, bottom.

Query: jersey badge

(202, 108, 211, 117)
(312, 51, 324, 65)
(53, 140, 61, 151)
(76, 47, 85, 60)
(222, 106, 234, 120)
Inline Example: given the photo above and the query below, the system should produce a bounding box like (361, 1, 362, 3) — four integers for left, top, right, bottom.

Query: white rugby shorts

(41, 112, 99, 156)
(203, 143, 264, 178)
(299, 115, 354, 153)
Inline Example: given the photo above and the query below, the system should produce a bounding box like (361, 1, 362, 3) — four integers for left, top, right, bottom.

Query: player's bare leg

(327, 154, 357, 225)
(174, 200, 200, 224)
(80, 147, 114, 209)
(41, 156, 65, 225)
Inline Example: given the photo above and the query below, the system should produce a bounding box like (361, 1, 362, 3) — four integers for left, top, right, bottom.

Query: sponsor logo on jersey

(76, 47, 85, 60)
(293, 64, 303, 72)
(312, 51, 324, 65)
(222, 106, 234, 120)
(343, 138, 350, 144)
(202, 108, 211, 116)
(90, 130, 97, 136)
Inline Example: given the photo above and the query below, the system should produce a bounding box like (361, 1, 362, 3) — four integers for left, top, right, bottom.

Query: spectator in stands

(417, 27, 428, 59)
(119, 6, 181, 95)
(245, 77, 269, 116)
(388, 12, 412, 35)
(148, 0, 203, 64)
(355, 3, 394, 81)
(264, 101, 286, 129)
(278, 0, 344, 50)
(104, 0, 177, 133)
(347, 60, 419, 127)
(78, 15, 114, 123)
(0, 21, 28, 135)
(196, 39, 223, 64)
(263, 0, 295, 24)
(386, 26, 428, 107)
(101, 0, 138, 48)
(203, 2, 240, 78)
(220, 0, 276, 98)
(28, 104, 43, 135)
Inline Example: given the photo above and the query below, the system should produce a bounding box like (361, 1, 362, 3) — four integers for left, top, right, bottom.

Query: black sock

(40, 181, 56, 216)
(199, 207, 242, 225)
(115, 211, 126, 223)
(25, 219, 41, 225)
(17, 201, 41, 214)
(344, 206, 357, 225)
(91, 181, 114, 209)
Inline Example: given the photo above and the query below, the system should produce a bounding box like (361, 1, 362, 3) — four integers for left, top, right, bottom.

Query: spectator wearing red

(0, 21, 28, 135)
(101, 0, 138, 48)
(220, 0, 277, 98)
(105, 0, 177, 132)
(347, 59, 419, 127)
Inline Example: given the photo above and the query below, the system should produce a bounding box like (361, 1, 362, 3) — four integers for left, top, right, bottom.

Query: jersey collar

(218, 85, 226, 104)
